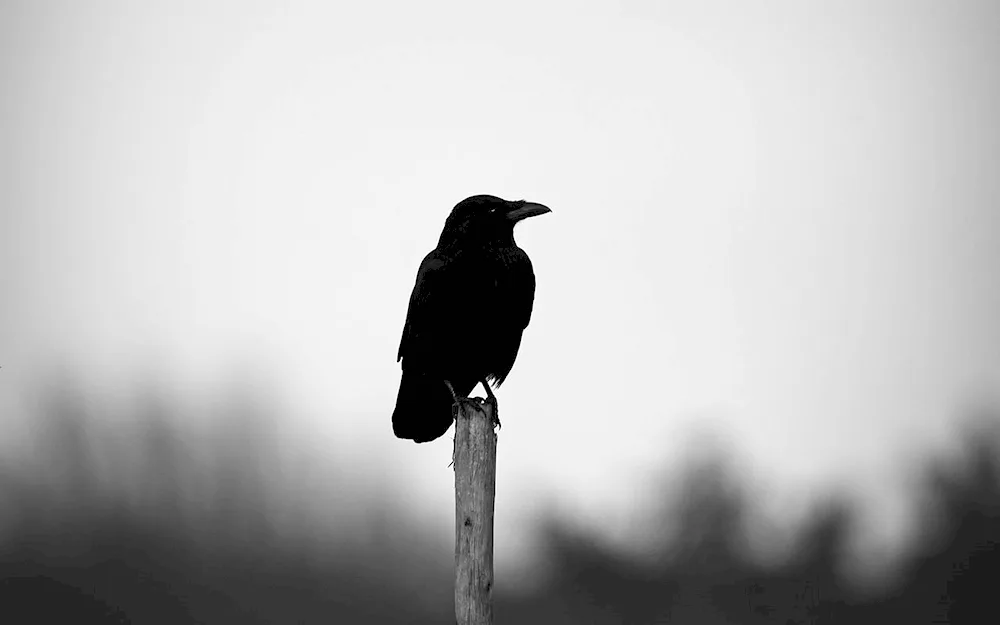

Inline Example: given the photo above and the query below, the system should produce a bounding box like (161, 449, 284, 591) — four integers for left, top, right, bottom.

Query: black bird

(392, 195, 551, 443)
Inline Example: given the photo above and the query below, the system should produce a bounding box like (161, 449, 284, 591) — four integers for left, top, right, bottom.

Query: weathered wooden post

(453, 397, 498, 625)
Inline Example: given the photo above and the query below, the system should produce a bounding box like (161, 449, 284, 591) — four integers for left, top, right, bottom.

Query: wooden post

(453, 398, 498, 625)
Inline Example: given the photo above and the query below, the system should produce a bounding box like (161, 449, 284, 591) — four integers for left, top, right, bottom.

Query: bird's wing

(397, 249, 458, 364)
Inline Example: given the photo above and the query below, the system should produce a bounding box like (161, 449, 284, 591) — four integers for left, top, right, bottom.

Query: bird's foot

(451, 396, 486, 418)
(478, 379, 500, 430)
(451, 396, 500, 431)
(485, 394, 500, 430)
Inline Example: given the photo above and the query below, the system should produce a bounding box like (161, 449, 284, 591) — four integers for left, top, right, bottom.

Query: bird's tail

(392, 371, 461, 443)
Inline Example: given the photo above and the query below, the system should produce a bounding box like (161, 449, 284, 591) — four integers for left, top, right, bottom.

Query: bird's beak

(505, 201, 552, 223)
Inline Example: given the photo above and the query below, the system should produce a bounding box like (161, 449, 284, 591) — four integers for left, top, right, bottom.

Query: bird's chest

(454, 249, 521, 292)
(440, 250, 524, 336)
(482, 270, 527, 326)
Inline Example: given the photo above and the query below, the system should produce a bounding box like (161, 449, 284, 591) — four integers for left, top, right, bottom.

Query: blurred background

(2, 1, 998, 622)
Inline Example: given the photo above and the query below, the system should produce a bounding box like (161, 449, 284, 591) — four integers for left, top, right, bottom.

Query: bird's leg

(479, 380, 497, 403)
(444, 379, 485, 415)
(444, 379, 460, 404)
(445, 379, 486, 468)
(445, 380, 459, 468)
(479, 379, 501, 430)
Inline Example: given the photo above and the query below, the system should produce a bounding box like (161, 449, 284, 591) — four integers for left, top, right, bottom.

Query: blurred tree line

(0, 380, 997, 624)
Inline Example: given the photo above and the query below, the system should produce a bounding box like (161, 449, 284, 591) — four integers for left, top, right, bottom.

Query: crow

(392, 195, 551, 443)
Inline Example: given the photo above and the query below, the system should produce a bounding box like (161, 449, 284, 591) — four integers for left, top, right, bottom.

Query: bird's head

(437, 195, 551, 248)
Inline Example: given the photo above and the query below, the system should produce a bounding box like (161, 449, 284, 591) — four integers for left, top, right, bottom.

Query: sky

(2, 0, 999, 587)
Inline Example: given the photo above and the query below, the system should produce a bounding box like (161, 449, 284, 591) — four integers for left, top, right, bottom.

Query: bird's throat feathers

(437, 218, 516, 250)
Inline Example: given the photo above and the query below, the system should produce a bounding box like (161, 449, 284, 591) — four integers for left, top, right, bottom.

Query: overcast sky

(2, 0, 999, 586)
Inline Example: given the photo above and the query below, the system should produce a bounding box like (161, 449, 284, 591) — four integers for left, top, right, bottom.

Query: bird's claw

(485, 396, 501, 430)
(451, 396, 485, 417)
(451, 396, 501, 431)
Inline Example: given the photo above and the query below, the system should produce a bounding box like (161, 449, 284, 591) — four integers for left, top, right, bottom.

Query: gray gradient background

(2, 0, 999, 590)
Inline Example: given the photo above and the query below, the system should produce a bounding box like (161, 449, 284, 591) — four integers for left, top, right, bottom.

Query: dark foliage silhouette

(496, 420, 1000, 624)
(1, 378, 997, 623)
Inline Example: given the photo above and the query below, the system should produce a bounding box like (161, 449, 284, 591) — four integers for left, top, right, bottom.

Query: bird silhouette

(392, 195, 551, 443)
